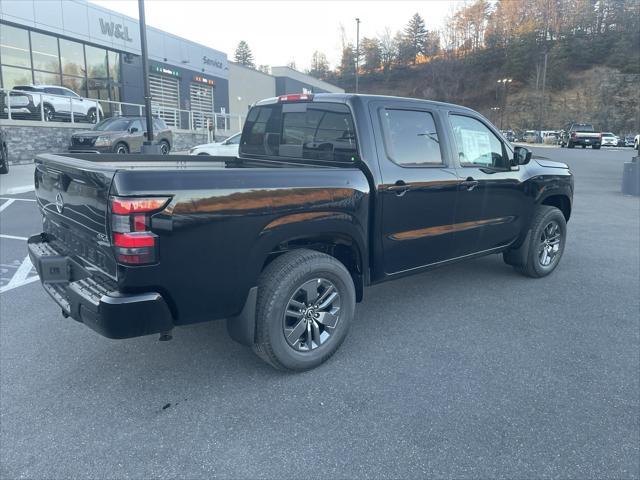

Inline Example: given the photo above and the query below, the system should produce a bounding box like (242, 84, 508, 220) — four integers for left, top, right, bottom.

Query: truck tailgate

(34, 154, 117, 279)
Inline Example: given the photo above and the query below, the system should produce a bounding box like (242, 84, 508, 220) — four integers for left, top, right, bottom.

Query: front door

(447, 114, 527, 257)
(373, 104, 461, 275)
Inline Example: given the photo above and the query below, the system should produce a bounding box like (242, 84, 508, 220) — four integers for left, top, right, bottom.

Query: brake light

(278, 94, 313, 103)
(571, 132, 577, 138)
(110, 196, 170, 265)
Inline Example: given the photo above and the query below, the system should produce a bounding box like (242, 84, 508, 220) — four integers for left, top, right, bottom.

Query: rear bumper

(570, 137, 600, 146)
(28, 234, 174, 339)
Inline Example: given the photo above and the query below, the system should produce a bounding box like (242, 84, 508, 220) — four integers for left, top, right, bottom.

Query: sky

(89, 0, 459, 70)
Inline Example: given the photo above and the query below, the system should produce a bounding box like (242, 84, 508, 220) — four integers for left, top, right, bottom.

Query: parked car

(4, 85, 103, 123)
(524, 130, 541, 143)
(0, 129, 8, 174)
(501, 130, 516, 143)
(543, 132, 559, 144)
(69, 116, 172, 154)
(559, 123, 601, 149)
(28, 93, 573, 371)
(188, 132, 241, 156)
(635, 134, 639, 150)
(601, 132, 619, 147)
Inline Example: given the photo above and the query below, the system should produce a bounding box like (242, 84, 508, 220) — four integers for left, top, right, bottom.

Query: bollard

(621, 156, 640, 196)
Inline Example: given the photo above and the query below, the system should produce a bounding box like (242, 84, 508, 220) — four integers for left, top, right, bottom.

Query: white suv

(5, 85, 104, 123)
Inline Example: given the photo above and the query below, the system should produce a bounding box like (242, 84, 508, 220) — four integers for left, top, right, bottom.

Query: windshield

(573, 124, 594, 132)
(93, 118, 132, 132)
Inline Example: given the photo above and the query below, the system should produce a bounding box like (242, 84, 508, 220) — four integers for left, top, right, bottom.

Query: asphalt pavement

(1, 147, 638, 479)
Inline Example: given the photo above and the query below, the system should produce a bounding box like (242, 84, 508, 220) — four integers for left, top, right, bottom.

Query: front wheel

(42, 105, 54, 122)
(509, 206, 567, 278)
(0, 144, 8, 174)
(567, 141, 574, 149)
(114, 142, 129, 154)
(253, 249, 355, 371)
(87, 109, 97, 124)
(159, 140, 170, 155)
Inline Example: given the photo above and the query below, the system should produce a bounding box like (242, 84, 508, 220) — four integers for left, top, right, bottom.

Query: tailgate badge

(55, 193, 64, 214)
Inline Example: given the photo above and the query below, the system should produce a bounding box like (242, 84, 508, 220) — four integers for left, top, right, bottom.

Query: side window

(380, 109, 443, 166)
(227, 133, 241, 144)
(241, 103, 357, 163)
(129, 119, 143, 132)
(153, 118, 166, 130)
(450, 115, 507, 169)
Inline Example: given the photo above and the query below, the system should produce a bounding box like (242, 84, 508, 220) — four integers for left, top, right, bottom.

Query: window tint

(241, 102, 357, 163)
(129, 119, 143, 132)
(227, 133, 241, 144)
(380, 109, 443, 166)
(450, 115, 507, 169)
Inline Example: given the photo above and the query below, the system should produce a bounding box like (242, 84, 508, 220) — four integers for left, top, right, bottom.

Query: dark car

(69, 116, 172, 154)
(29, 93, 573, 371)
(0, 128, 8, 174)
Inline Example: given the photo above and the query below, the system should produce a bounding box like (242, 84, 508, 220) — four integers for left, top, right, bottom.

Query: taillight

(110, 196, 170, 265)
(278, 94, 313, 103)
(597, 133, 602, 139)
(571, 132, 577, 138)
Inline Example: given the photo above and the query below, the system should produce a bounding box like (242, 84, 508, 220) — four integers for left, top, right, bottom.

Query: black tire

(43, 104, 54, 122)
(159, 140, 170, 155)
(511, 206, 567, 278)
(114, 142, 129, 154)
(567, 141, 574, 149)
(581, 144, 586, 149)
(87, 108, 97, 124)
(253, 249, 355, 371)
(197, 152, 210, 156)
(592, 145, 600, 149)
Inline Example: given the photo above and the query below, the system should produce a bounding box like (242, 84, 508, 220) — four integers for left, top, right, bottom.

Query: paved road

(1, 147, 638, 479)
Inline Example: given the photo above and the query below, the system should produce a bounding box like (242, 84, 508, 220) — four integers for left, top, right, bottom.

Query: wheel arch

(540, 193, 571, 221)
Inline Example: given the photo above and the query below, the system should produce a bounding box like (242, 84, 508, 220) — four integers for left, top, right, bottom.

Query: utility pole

(497, 78, 512, 130)
(539, 51, 548, 132)
(355, 18, 360, 94)
(138, 0, 160, 153)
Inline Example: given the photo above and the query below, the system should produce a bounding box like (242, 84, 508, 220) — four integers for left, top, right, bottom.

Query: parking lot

(1, 147, 638, 478)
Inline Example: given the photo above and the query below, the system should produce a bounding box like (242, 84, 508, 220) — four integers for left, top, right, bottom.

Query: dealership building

(0, 0, 343, 160)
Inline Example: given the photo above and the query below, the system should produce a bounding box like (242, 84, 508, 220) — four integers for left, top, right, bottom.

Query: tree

(403, 13, 428, 64)
(234, 41, 255, 68)
(308, 51, 330, 79)
(395, 31, 414, 65)
(339, 44, 357, 78)
(257, 65, 270, 74)
(379, 27, 397, 72)
(423, 30, 441, 58)
(286, 60, 297, 70)
(361, 37, 381, 73)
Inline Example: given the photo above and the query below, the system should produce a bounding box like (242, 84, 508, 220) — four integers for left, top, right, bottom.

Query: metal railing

(0, 88, 244, 136)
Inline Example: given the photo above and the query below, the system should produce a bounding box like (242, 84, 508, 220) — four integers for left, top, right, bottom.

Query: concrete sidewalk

(0, 163, 35, 195)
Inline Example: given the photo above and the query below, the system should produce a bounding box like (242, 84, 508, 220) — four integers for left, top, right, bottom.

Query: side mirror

(513, 146, 532, 166)
(129, 127, 138, 133)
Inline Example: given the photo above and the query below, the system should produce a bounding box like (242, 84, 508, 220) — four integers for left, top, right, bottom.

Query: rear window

(572, 124, 594, 132)
(240, 102, 357, 163)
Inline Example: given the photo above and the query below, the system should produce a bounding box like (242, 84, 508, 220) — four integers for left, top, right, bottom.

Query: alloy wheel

(538, 220, 562, 267)
(283, 278, 341, 352)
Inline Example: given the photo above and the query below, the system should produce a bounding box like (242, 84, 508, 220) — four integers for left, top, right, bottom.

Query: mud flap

(226, 286, 258, 346)
(503, 229, 532, 266)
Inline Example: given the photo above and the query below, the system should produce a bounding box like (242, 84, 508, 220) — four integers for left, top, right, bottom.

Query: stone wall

(0, 123, 220, 164)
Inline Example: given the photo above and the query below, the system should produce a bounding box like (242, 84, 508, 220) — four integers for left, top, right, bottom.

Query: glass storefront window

(85, 45, 107, 79)
(0, 24, 31, 68)
(108, 51, 120, 82)
(1, 65, 32, 89)
(59, 39, 85, 77)
(33, 70, 61, 86)
(30, 32, 60, 73)
(62, 75, 85, 96)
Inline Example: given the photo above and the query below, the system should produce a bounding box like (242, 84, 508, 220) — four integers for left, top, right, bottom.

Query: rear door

(447, 113, 526, 256)
(370, 102, 461, 274)
(34, 156, 118, 278)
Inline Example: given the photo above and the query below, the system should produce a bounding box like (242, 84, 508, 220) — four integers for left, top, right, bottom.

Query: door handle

(387, 180, 409, 197)
(460, 177, 479, 191)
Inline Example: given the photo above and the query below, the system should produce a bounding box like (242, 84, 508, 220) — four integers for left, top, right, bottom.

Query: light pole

(138, 0, 160, 153)
(497, 78, 512, 130)
(491, 106, 500, 126)
(355, 17, 360, 94)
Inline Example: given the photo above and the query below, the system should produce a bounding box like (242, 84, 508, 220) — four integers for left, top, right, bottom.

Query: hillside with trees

(311, 0, 640, 134)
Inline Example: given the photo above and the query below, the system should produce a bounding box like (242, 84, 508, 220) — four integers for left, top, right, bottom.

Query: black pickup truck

(28, 93, 573, 371)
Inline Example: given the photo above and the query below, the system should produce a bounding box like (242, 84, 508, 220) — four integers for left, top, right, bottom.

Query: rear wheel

(0, 144, 8, 174)
(253, 249, 355, 371)
(592, 144, 600, 149)
(43, 105, 54, 122)
(510, 206, 567, 278)
(582, 144, 586, 149)
(87, 108, 97, 124)
(159, 140, 170, 155)
(567, 141, 574, 149)
(114, 142, 129, 154)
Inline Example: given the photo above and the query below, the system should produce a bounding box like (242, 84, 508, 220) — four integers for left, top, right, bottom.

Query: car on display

(68, 116, 172, 154)
(601, 132, 619, 147)
(635, 134, 639, 150)
(3, 85, 104, 123)
(559, 122, 601, 149)
(0, 128, 8, 174)
(188, 132, 241, 156)
(28, 93, 573, 371)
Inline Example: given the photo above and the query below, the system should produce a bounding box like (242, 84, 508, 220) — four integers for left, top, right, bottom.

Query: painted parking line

(0, 197, 36, 202)
(0, 199, 15, 213)
(5, 185, 35, 195)
(0, 234, 28, 241)
(0, 256, 39, 294)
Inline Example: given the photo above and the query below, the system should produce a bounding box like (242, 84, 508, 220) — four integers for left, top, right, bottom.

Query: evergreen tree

(308, 51, 330, 79)
(234, 41, 255, 68)
(403, 13, 428, 64)
(361, 37, 382, 73)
